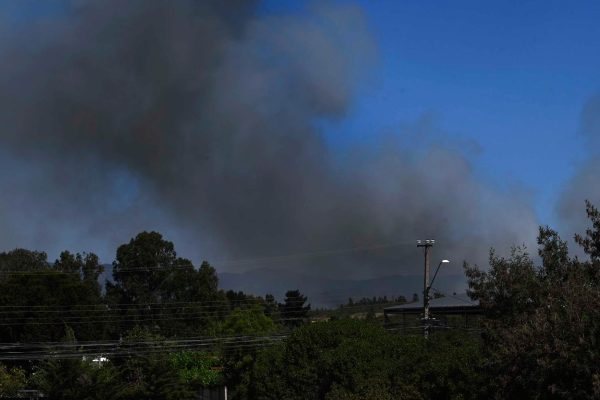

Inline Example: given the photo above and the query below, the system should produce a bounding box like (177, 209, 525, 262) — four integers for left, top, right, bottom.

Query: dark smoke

(0, 0, 538, 281)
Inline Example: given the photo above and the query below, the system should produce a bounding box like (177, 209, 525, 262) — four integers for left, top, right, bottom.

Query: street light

(427, 259, 449, 294)
(423, 259, 449, 338)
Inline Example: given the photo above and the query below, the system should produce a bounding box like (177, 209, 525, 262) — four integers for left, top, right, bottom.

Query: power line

(0, 304, 391, 325)
(0, 308, 314, 324)
(0, 295, 311, 309)
(0, 314, 307, 326)
(0, 293, 404, 313)
(0, 334, 288, 349)
(0, 301, 403, 326)
(0, 297, 388, 314)
(0, 333, 289, 360)
(0, 240, 416, 276)
(0, 343, 283, 361)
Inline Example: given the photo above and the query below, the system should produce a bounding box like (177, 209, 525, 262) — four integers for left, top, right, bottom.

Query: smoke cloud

(0, 0, 538, 280)
(558, 94, 600, 249)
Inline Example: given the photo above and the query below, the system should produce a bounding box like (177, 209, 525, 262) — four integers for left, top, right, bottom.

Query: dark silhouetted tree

(106, 231, 224, 336)
(0, 250, 105, 342)
(465, 202, 600, 398)
(280, 290, 310, 328)
(55, 251, 104, 293)
(0, 249, 48, 277)
(264, 293, 277, 317)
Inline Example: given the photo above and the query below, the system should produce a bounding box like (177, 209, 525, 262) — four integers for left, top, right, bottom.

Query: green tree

(465, 201, 600, 399)
(215, 305, 279, 400)
(241, 320, 483, 400)
(30, 326, 122, 400)
(55, 251, 104, 293)
(280, 289, 310, 328)
(32, 358, 122, 400)
(109, 231, 189, 305)
(111, 327, 198, 400)
(0, 363, 27, 397)
(574, 200, 600, 260)
(0, 249, 48, 275)
(170, 352, 224, 387)
(264, 293, 277, 317)
(215, 305, 277, 336)
(106, 231, 225, 336)
(0, 269, 105, 342)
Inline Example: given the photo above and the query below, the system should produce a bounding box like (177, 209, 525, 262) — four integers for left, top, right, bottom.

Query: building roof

(384, 293, 480, 315)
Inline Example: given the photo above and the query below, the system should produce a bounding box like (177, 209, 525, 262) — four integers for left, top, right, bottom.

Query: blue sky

(264, 0, 600, 226)
(360, 1, 600, 225)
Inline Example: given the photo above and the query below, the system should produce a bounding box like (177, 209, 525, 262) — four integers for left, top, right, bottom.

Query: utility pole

(417, 239, 434, 338)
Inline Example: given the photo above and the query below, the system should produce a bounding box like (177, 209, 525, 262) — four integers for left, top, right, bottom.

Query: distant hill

(218, 267, 467, 308)
(98, 264, 467, 308)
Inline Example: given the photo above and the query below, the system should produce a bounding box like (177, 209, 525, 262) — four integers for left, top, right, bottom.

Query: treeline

(3, 201, 600, 399)
(343, 291, 445, 308)
(344, 295, 408, 307)
(460, 201, 600, 398)
(0, 232, 311, 344)
(0, 232, 312, 399)
(275, 200, 600, 399)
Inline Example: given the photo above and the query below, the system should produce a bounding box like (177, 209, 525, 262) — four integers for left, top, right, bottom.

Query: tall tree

(0, 250, 105, 342)
(0, 249, 48, 276)
(109, 231, 182, 304)
(106, 231, 225, 336)
(263, 294, 277, 317)
(54, 251, 104, 293)
(575, 200, 600, 261)
(465, 201, 600, 398)
(280, 290, 310, 328)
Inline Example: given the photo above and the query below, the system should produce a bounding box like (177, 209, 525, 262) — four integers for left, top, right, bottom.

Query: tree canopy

(242, 319, 483, 400)
(465, 201, 600, 399)
(4, 200, 600, 399)
(281, 289, 311, 328)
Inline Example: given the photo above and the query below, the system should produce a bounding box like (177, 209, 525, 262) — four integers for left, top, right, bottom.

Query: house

(383, 293, 481, 332)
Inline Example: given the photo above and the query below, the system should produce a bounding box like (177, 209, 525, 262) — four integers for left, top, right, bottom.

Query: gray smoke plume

(558, 94, 600, 250)
(0, 0, 538, 280)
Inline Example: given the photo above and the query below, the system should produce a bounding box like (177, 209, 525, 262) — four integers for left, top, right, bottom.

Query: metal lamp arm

(427, 261, 443, 292)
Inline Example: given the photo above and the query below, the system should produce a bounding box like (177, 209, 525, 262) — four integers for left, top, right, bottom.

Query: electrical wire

(0, 309, 313, 325)
(0, 333, 289, 360)
(0, 299, 397, 317)
(0, 294, 331, 309)
(0, 240, 416, 276)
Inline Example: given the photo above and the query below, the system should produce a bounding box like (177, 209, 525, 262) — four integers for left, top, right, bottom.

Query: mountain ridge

(218, 267, 467, 308)
(99, 264, 467, 308)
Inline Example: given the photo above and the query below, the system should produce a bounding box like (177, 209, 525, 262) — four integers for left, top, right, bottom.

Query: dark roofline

(384, 304, 481, 315)
(384, 294, 481, 315)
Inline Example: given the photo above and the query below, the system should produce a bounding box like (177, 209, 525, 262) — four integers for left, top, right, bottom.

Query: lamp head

(441, 259, 450, 264)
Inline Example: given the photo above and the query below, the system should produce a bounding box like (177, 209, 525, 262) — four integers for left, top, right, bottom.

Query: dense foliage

(241, 319, 483, 400)
(0, 231, 311, 398)
(465, 200, 600, 399)
(2, 201, 600, 398)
